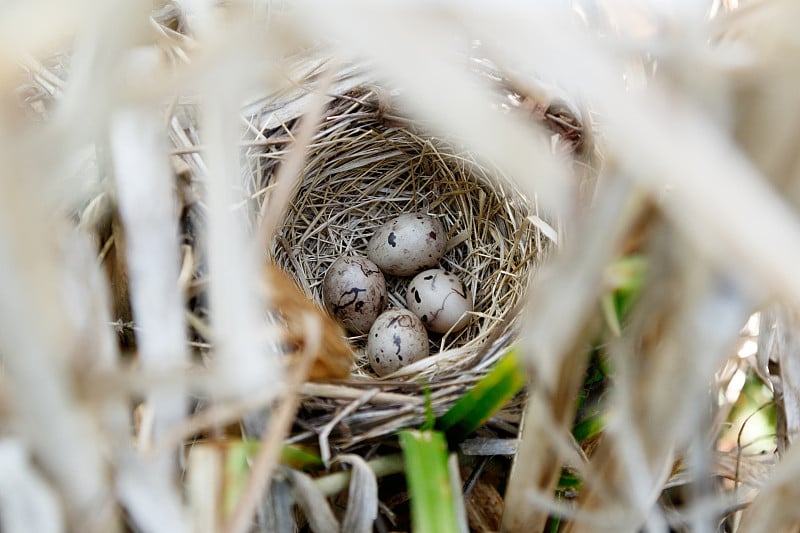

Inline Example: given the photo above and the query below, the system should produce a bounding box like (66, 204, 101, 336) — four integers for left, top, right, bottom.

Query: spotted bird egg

(322, 256, 387, 334)
(367, 213, 446, 276)
(407, 269, 473, 334)
(367, 309, 429, 376)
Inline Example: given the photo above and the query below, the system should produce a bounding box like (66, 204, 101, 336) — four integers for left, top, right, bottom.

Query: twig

(319, 389, 380, 466)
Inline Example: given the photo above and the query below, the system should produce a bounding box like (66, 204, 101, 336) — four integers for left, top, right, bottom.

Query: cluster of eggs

(322, 213, 473, 377)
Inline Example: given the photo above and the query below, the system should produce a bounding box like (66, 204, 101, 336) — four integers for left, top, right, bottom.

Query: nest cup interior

(258, 90, 546, 379)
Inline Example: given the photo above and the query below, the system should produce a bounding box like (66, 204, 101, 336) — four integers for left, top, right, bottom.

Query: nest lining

(252, 88, 547, 382)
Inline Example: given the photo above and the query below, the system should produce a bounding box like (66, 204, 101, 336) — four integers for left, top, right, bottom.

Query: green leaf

(572, 412, 605, 443)
(223, 441, 254, 517)
(557, 469, 582, 490)
(399, 430, 460, 533)
(420, 386, 436, 431)
(436, 347, 526, 443)
(601, 293, 622, 337)
(220, 441, 324, 517)
(604, 254, 648, 293)
(280, 444, 325, 470)
(603, 255, 648, 333)
(547, 516, 562, 533)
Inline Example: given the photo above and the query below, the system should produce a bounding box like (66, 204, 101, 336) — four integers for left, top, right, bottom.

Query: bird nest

(238, 79, 585, 444)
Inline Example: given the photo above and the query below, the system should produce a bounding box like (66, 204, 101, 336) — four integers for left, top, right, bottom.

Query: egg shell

(367, 213, 446, 276)
(407, 269, 473, 334)
(367, 309, 429, 377)
(322, 256, 387, 334)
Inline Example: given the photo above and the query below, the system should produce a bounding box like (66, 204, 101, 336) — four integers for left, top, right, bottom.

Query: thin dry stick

(224, 313, 321, 533)
(300, 382, 423, 405)
(318, 388, 380, 466)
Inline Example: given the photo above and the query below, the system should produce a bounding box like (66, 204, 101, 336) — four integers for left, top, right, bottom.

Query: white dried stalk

(463, 3, 800, 306)
(0, 180, 114, 532)
(295, 1, 572, 216)
(62, 229, 131, 442)
(199, 30, 283, 398)
(287, 469, 340, 533)
(504, 178, 636, 531)
(115, 451, 192, 533)
(108, 39, 191, 530)
(110, 104, 192, 531)
(0, 1, 79, 80)
(448, 453, 470, 533)
(0, 440, 64, 533)
(338, 454, 380, 533)
(186, 445, 222, 533)
(110, 102, 188, 432)
(596, 267, 752, 532)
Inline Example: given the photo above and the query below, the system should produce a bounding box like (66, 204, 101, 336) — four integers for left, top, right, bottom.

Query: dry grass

(3, 1, 800, 532)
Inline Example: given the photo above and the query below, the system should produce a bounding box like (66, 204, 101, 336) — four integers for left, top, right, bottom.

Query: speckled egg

(367, 213, 446, 276)
(322, 256, 387, 334)
(367, 309, 430, 377)
(407, 269, 473, 334)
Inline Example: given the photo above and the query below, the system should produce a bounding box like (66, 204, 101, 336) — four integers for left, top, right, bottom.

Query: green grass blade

(223, 440, 324, 471)
(572, 412, 605, 443)
(398, 430, 460, 533)
(435, 347, 526, 443)
(221, 441, 324, 517)
(279, 444, 325, 470)
(603, 254, 648, 332)
(604, 254, 648, 293)
(420, 386, 436, 431)
(223, 441, 253, 517)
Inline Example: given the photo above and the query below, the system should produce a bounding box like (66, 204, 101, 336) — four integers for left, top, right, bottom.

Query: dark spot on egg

(429, 231, 437, 239)
(414, 289, 421, 303)
(387, 232, 397, 247)
(392, 334, 402, 355)
(421, 314, 428, 322)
